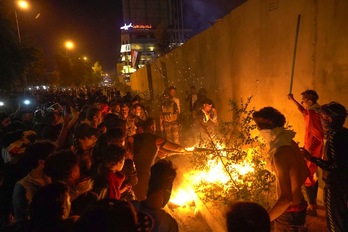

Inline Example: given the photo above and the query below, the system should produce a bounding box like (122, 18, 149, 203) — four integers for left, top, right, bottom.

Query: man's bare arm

(268, 149, 294, 221)
(288, 94, 305, 112)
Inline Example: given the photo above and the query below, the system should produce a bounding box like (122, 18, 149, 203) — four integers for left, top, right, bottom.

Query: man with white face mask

(252, 107, 309, 231)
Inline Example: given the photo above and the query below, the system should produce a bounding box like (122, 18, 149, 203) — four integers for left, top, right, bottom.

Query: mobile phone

(62, 106, 67, 116)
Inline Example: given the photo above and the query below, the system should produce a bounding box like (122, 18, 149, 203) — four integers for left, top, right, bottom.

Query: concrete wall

(130, 0, 348, 144)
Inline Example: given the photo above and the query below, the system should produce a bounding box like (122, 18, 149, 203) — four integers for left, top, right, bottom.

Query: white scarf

(307, 102, 321, 111)
(259, 127, 296, 169)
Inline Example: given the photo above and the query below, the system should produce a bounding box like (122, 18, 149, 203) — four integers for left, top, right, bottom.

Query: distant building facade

(118, 0, 191, 82)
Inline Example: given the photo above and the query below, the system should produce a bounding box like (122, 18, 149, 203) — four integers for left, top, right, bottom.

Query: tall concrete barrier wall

(130, 0, 348, 144)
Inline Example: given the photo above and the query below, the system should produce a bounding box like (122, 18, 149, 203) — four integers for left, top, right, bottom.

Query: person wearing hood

(252, 107, 309, 231)
(288, 90, 324, 215)
(301, 102, 348, 232)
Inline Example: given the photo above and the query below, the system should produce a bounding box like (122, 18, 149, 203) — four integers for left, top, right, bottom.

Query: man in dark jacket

(301, 101, 348, 232)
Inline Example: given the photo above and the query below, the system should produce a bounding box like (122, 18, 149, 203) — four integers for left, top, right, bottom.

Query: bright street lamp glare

(65, 41, 74, 50)
(83, 56, 87, 60)
(23, 99, 31, 105)
(0, 101, 4, 107)
(17, 1, 29, 9)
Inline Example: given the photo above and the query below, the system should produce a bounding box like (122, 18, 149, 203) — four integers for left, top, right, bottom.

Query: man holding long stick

(288, 90, 323, 216)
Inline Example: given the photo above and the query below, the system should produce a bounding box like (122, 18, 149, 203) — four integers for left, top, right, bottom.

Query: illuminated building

(118, 0, 191, 82)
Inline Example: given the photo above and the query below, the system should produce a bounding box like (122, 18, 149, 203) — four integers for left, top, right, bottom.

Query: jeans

(274, 199, 307, 232)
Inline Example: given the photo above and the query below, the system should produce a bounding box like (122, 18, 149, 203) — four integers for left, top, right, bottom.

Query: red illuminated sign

(133, 24, 152, 29)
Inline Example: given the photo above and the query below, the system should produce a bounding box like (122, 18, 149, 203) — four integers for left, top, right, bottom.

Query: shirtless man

(252, 107, 309, 231)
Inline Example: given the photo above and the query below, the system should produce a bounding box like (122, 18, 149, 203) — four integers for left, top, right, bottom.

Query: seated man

(252, 107, 309, 231)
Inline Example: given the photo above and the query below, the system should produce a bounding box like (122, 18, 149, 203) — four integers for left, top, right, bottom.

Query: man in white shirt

(169, 86, 180, 114)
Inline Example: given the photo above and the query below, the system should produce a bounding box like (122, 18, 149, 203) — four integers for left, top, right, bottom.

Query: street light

(15, 0, 30, 45)
(65, 40, 75, 55)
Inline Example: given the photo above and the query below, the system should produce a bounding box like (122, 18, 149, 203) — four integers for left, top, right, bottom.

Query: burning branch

(198, 120, 241, 194)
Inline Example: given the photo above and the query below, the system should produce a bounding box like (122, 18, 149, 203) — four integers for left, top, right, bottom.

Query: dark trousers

(274, 199, 307, 232)
(325, 184, 348, 232)
(305, 181, 318, 205)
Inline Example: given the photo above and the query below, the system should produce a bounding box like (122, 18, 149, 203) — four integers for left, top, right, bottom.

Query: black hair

(44, 150, 79, 182)
(147, 160, 176, 196)
(301, 90, 319, 104)
(168, 86, 176, 91)
(101, 144, 126, 170)
(226, 201, 270, 232)
(131, 95, 141, 103)
(25, 140, 57, 169)
(105, 128, 126, 145)
(321, 101, 347, 128)
(75, 199, 137, 232)
(86, 107, 101, 122)
(143, 117, 155, 131)
(105, 118, 126, 131)
(103, 113, 118, 126)
(252, 107, 286, 130)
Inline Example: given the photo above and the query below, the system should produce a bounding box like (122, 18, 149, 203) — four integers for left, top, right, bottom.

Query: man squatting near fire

(252, 107, 309, 231)
(288, 90, 324, 216)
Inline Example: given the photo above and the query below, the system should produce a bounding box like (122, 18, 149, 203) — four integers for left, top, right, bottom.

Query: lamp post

(14, 0, 29, 46)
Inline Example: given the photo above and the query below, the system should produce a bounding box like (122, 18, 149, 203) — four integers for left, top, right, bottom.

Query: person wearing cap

(301, 101, 348, 232)
(288, 90, 324, 215)
(74, 123, 98, 177)
(252, 107, 309, 231)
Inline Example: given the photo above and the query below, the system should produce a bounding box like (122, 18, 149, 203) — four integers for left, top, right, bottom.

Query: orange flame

(185, 147, 195, 152)
(170, 188, 196, 206)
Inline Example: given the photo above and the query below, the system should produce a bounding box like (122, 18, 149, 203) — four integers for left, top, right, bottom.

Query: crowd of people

(0, 85, 219, 232)
(0, 85, 347, 232)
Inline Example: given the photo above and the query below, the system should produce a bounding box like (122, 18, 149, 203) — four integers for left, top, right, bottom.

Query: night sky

(20, 0, 244, 72)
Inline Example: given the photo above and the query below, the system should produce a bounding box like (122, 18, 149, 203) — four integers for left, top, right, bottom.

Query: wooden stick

(289, 14, 301, 94)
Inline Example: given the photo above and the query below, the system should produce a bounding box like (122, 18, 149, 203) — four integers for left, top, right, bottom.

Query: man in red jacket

(288, 90, 324, 216)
